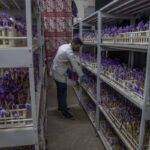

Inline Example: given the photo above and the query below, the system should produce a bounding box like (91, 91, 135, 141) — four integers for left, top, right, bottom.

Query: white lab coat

(51, 43, 83, 83)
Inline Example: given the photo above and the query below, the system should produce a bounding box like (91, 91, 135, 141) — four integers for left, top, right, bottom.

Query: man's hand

(82, 76, 88, 83)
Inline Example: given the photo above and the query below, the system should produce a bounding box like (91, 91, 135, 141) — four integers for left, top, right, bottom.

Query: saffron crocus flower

(25, 103, 31, 110)
(3, 25, 9, 30)
(13, 113, 19, 119)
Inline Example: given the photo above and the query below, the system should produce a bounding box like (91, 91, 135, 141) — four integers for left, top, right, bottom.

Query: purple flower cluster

(99, 83, 142, 143)
(15, 15, 26, 25)
(82, 69, 97, 96)
(0, 13, 37, 38)
(86, 101, 95, 111)
(102, 21, 149, 37)
(102, 25, 135, 37)
(78, 52, 145, 97)
(82, 53, 96, 64)
(0, 68, 35, 119)
(0, 69, 30, 118)
(136, 21, 149, 31)
(100, 117, 127, 149)
(82, 32, 97, 42)
(101, 57, 145, 97)
(0, 13, 13, 27)
(81, 65, 149, 147)
(15, 15, 37, 38)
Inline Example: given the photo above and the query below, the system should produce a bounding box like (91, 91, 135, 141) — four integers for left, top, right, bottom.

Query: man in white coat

(51, 38, 84, 119)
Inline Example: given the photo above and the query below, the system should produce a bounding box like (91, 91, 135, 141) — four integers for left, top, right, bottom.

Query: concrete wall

(74, 0, 95, 19)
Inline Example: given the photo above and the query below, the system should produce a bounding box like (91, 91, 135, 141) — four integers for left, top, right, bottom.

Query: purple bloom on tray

(8, 101, 14, 106)
(127, 84, 132, 89)
(0, 87, 5, 93)
(0, 109, 5, 114)
(3, 25, 9, 30)
(5, 111, 10, 116)
(131, 76, 134, 80)
(136, 130, 140, 135)
(115, 74, 119, 81)
(13, 113, 19, 119)
(137, 90, 143, 95)
(25, 103, 31, 110)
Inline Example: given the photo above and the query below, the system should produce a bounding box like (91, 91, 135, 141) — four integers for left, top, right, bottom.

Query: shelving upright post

(96, 11, 101, 130)
(26, 0, 39, 149)
(139, 17, 150, 150)
(79, 21, 83, 101)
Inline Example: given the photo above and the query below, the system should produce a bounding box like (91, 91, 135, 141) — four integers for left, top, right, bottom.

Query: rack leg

(138, 115, 145, 150)
(35, 144, 39, 150)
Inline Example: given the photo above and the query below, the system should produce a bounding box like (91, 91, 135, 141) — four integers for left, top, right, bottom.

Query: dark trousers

(55, 80, 68, 113)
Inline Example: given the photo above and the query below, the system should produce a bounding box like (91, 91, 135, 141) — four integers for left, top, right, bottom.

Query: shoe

(62, 112, 74, 120)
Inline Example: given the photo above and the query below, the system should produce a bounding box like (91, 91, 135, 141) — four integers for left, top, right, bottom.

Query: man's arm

(66, 50, 84, 78)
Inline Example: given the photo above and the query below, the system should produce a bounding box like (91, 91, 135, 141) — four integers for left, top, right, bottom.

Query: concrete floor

(46, 78, 105, 150)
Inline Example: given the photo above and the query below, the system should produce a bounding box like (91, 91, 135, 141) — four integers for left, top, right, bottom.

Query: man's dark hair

(72, 38, 83, 45)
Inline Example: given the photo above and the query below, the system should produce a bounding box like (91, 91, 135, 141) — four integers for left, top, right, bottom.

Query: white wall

(74, 0, 95, 19)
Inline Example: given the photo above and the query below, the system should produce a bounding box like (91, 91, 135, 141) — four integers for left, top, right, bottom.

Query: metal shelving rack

(0, 0, 47, 150)
(73, 0, 150, 150)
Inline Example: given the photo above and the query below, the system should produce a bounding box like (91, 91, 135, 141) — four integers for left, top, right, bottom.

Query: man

(51, 38, 84, 119)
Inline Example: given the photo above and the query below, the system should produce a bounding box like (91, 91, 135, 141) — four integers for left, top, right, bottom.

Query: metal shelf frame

(73, 86, 118, 150)
(73, 1, 150, 149)
(0, 0, 46, 150)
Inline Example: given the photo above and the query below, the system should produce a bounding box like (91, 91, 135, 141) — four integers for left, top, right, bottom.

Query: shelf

(73, 86, 114, 150)
(0, 47, 29, 51)
(73, 1, 150, 149)
(100, 74, 143, 109)
(98, 105, 135, 150)
(76, 81, 135, 149)
(0, 45, 40, 51)
(100, 0, 150, 16)
(73, 22, 80, 28)
(73, 86, 81, 101)
(0, 48, 32, 68)
(81, 63, 97, 76)
(97, 130, 113, 150)
(79, 61, 143, 109)
(0, 127, 37, 148)
(0, 0, 45, 149)
(73, 86, 96, 128)
(0, 0, 37, 10)
(100, 44, 148, 52)
(0, 45, 42, 68)
(74, 84, 132, 150)
(81, 83, 97, 105)
(82, 11, 98, 25)
(0, 37, 27, 40)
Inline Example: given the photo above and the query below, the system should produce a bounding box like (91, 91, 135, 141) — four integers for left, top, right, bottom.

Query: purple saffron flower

(136, 130, 140, 135)
(131, 76, 134, 80)
(115, 74, 119, 81)
(5, 111, 10, 116)
(13, 113, 19, 119)
(25, 103, 31, 110)
(3, 25, 9, 30)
